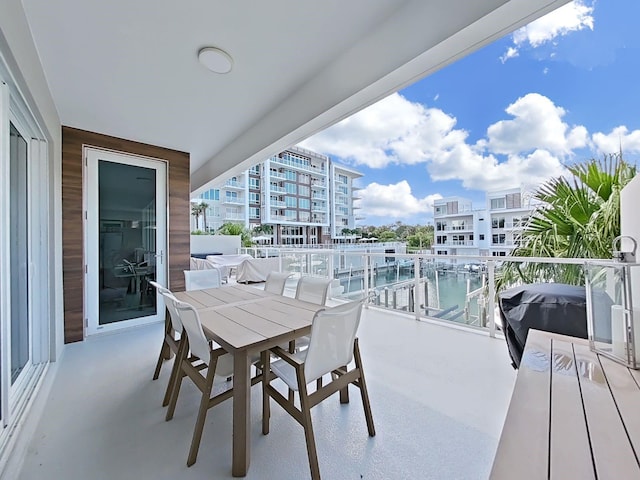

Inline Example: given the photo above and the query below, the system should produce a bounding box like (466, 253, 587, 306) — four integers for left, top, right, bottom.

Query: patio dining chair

(261, 300, 375, 480)
(165, 297, 263, 467)
(295, 276, 331, 305)
(264, 271, 293, 295)
(184, 268, 221, 290)
(150, 281, 206, 407)
(286, 276, 332, 355)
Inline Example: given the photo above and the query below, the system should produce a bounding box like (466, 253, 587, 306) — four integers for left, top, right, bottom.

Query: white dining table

(173, 284, 320, 477)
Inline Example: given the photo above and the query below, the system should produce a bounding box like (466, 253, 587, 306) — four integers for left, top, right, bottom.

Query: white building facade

(193, 146, 362, 245)
(433, 188, 534, 259)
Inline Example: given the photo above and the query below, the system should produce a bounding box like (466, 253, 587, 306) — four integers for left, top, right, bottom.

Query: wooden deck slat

(549, 338, 596, 480)
(490, 330, 551, 480)
(599, 355, 640, 467)
(573, 342, 640, 478)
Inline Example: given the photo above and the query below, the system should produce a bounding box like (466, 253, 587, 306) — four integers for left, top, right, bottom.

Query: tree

(218, 222, 254, 247)
(191, 202, 202, 231)
(198, 202, 209, 232)
(499, 153, 636, 288)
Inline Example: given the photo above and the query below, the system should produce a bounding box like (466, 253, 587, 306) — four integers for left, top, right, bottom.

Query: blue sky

(300, 0, 640, 226)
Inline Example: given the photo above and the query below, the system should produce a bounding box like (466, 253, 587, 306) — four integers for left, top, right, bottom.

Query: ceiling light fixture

(198, 47, 233, 74)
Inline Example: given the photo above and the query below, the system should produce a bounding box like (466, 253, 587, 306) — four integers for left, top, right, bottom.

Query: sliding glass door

(0, 77, 50, 430)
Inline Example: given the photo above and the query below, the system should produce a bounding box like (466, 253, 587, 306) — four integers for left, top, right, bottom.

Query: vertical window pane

(9, 123, 29, 384)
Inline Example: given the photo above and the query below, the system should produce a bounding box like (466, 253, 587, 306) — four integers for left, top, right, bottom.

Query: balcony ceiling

(22, 0, 569, 193)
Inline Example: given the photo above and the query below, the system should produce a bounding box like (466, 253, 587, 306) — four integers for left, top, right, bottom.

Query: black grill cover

(499, 283, 595, 369)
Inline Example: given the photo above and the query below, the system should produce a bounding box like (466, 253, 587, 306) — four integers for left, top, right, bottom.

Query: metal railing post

(327, 252, 334, 281)
(414, 256, 420, 320)
(363, 254, 370, 307)
(488, 260, 496, 338)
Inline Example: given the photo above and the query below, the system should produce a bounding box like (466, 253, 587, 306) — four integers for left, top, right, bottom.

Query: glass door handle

(154, 250, 164, 265)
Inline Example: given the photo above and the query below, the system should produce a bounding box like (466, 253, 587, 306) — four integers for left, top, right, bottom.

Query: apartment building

(433, 188, 534, 258)
(194, 146, 362, 245)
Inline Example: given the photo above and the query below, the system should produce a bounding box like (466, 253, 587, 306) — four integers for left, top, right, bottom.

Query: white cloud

(500, 47, 519, 64)
(485, 93, 588, 156)
(592, 126, 640, 155)
(358, 181, 442, 219)
(300, 93, 462, 169)
(303, 91, 585, 192)
(501, 0, 594, 61)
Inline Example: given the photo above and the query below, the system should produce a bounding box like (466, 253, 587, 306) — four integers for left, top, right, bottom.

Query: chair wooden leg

(354, 339, 375, 437)
(316, 376, 323, 390)
(298, 370, 321, 480)
(187, 356, 218, 467)
(166, 339, 189, 421)
(162, 337, 184, 406)
(152, 341, 166, 380)
(262, 351, 271, 435)
(339, 366, 350, 404)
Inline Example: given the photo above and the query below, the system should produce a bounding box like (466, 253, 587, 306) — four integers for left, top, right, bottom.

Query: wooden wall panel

(62, 127, 190, 343)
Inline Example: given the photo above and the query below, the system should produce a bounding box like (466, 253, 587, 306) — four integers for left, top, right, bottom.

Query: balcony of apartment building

(2, 2, 593, 479)
(223, 213, 245, 222)
(269, 184, 286, 194)
(268, 170, 288, 181)
(269, 199, 286, 208)
(224, 179, 245, 190)
(222, 195, 245, 205)
(270, 155, 326, 175)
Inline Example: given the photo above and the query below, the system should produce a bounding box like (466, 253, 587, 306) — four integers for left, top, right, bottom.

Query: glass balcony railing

(235, 248, 602, 337)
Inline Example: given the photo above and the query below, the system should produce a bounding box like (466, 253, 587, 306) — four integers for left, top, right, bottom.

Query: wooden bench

(490, 329, 640, 479)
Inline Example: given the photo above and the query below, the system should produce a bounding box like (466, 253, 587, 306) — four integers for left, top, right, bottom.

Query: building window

(249, 207, 260, 219)
(338, 174, 348, 184)
(479, 234, 485, 240)
(490, 198, 506, 210)
(492, 217, 505, 229)
(436, 221, 446, 231)
(201, 188, 219, 201)
(435, 205, 446, 215)
(285, 169, 296, 181)
(492, 234, 506, 244)
(285, 182, 297, 194)
(298, 185, 310, 197)
(285, 196, 297, 208)
(249, 192, 260, 204)
(249, 165, 260, 175)
(249, 177, 260, 189)
(299, 173, 310, 184)
(298, 198, 310, 209)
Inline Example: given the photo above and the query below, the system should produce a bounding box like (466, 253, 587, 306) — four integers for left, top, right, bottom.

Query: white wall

(621, 175, 640, 263)
(0, 0, 63, 359)
(190, 234, 241, 255)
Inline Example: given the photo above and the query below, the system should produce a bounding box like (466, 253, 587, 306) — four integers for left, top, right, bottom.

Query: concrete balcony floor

(17, 304, 516, 480)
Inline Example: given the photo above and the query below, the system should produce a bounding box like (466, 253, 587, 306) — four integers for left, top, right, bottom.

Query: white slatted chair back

(264, 271, 292, 295)
(303, 300, 364, 384)
(295, 276, 331, 305)
(173, 299, 211, 366)
(190, 257, 198, 270)
(184, 269, 221, 290)
(149, 280, 182, 331)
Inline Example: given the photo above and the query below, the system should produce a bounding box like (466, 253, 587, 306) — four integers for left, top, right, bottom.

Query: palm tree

(191, 202, 202, 231)
(198, 202, 209, 232)
(498, 153, 636, 289)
